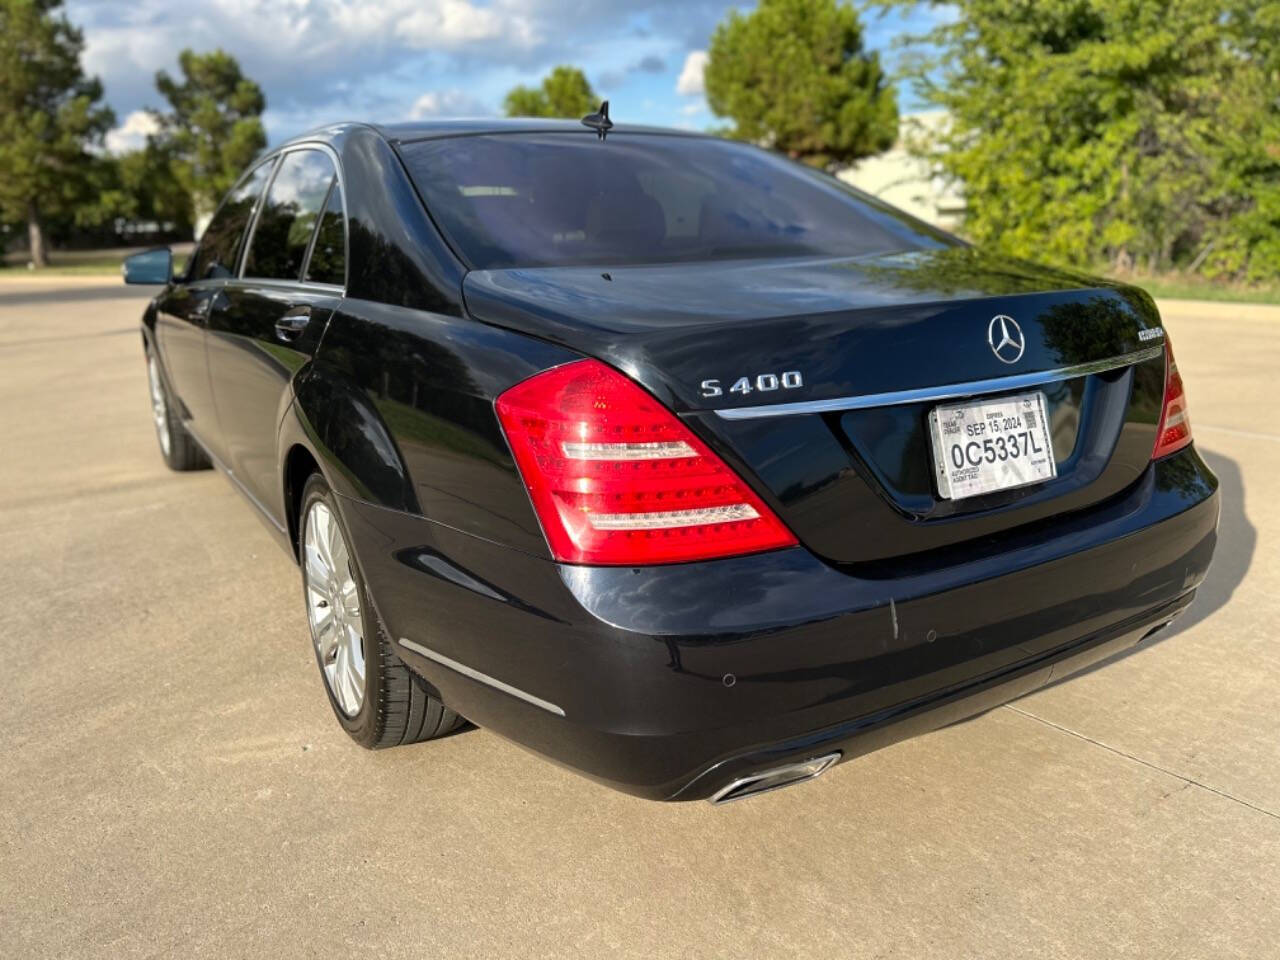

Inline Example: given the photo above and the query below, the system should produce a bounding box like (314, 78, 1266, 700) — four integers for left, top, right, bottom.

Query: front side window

(304, 181, 345, 286)
(244, 149, 337, 281)
(189, 160, 274, 281)
(399, 133, 955, 269)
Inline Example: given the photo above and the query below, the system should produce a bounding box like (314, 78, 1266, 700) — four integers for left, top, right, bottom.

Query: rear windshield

(399, 133, 952, 269)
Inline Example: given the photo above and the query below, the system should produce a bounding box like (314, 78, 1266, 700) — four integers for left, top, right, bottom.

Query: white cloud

(104, 109, 159, 153)
(676, 49, 707, 96)
(399, 0, 539, 48)
(680, 101, 705, 116)
(330, 0, 540, 51)
(409, 89, 493, 119)
(65, 1, 739, 140)
(73, 0, 543, 112)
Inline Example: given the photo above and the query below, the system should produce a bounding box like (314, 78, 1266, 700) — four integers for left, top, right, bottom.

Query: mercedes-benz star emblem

(987, 315, 1025, 364)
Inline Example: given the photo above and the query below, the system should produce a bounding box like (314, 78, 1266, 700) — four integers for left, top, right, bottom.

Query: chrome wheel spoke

(340, 579, 360, 621)
(304, 548, 330, 591)
(333, 638, 348, 689)
(327, 523, 347, 585)
(315, 611, 339, 662)
(335, 638, 358, 714)
(314, 508, 337, 574)
(346, 622, 366, 688)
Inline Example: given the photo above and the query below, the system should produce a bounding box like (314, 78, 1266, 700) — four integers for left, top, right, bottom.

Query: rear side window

(244, 149, 337, 281)
(399, 133, 953, 269)
(304, 182, 345, 286)
(189, 160, 274, 281)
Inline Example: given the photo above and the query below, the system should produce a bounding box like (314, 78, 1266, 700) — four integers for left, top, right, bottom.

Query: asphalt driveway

(1, 278, 1276, 959)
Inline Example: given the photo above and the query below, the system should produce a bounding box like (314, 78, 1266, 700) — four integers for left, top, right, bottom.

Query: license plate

(928, 391, 1056, 500)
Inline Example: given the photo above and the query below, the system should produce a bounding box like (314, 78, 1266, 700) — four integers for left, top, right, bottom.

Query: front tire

(299, 472, 462, 748)
(145, 346, 209, 471)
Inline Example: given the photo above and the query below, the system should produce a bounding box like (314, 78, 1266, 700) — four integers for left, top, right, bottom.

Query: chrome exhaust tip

(708, 752, 841, 805)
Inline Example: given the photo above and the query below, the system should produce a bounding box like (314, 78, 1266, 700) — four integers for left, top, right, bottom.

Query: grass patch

(1, 246, 192, 278)
(1111, 273, 1280, 305)
(0, 262, 122, 277)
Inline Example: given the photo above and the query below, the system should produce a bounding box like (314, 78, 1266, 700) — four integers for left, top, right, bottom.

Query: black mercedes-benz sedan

(125, 118, 1218, 803)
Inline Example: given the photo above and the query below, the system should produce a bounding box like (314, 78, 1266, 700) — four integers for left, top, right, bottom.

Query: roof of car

(280, 117, 706, 150)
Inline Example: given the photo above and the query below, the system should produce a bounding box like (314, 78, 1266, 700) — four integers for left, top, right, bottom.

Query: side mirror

(122, 247, 173, 285)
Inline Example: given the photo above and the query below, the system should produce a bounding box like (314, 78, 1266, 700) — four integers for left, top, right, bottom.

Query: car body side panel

(311, 298, 579, 555)
(289, 366, 418, 517)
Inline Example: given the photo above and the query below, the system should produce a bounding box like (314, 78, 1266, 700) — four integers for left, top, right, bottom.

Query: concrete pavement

(1, 281, 1276, 959)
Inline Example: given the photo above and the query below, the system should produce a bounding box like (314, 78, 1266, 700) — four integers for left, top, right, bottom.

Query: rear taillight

(1152, 340, 1193, 459)
(495, 359, 797, 565)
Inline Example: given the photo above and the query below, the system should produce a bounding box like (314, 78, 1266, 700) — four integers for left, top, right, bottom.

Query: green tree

(88, 142, 193, 234)
(703, 0, 898, 169)
(503, 65, 598, 118)
(0, 0, 114, 267)
(154, 49, 266, 220)
(884, 0, 1280, 281)
(117, 142, 192, 231)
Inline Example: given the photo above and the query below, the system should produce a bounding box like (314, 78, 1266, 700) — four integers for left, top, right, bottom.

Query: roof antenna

(581, 100, 612, 140)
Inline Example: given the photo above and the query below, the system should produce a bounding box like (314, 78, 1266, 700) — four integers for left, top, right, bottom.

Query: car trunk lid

(463, 248, 1167, 565)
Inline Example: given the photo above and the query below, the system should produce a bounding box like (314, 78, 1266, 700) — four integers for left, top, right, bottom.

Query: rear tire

(146, 346, 209, 471)
(299, 472, 462, 748)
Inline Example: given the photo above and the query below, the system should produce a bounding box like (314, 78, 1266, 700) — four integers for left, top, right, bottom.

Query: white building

(839, 111, 964, 232)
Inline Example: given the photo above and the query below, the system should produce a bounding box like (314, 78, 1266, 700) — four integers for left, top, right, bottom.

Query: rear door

(205, 146, 346, 521)
(154, 159, 275, 459)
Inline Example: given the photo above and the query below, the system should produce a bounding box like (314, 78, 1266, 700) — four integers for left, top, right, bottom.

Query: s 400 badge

(701, 371, 803, 398)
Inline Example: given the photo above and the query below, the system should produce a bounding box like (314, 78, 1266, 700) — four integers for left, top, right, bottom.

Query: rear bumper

(675, 590, 1192, 801)
(342, 446, 1219, 801)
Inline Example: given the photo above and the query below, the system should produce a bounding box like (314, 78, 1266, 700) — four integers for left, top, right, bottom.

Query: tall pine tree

(154, 49, 267, 221)
(0, 0, 114, 267)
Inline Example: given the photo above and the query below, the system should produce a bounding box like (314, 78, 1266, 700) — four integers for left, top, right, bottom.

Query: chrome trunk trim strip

(712, 345, 1164, 420)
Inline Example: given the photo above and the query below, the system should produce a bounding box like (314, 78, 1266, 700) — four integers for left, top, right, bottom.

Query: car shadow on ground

(1035, 447, 1253, 692)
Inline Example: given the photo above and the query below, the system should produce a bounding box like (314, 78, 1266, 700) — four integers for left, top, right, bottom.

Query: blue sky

(65, 0, 941, 152)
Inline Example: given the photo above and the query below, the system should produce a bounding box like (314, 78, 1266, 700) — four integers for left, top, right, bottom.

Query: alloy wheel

(147, 354, 171, 457)
(303, 500, 366, 716)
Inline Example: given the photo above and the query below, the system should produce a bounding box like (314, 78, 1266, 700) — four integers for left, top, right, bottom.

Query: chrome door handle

(274, 307, 311, 342)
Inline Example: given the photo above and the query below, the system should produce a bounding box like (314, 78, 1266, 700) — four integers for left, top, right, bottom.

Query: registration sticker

(928, 391, 1056, 500)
